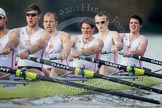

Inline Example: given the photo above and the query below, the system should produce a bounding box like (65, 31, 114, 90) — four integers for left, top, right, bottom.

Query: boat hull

(0, 76, 161, 99)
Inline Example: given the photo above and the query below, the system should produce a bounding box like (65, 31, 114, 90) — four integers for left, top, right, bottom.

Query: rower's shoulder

(119, 33, 127, 39)
(140, 35, 148, 42)
(60, 31, 70, 38)
(71, 35, 79, 43)
(95, 38, 104, 47)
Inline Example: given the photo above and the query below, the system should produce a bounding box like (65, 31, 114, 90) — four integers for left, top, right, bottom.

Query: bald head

(43, 12, 58, 33)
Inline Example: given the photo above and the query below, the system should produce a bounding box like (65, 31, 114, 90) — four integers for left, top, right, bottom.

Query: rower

(3, 4, 51, 75)
(94, 12, 123, 75)
(119, 14, 148, 68)
(0, 8, 16, 80)
(42, 12, 71, 77)
(70, 17, 104, 72)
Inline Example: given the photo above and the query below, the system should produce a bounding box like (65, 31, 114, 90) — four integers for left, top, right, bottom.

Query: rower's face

(129, 18, 141, 33)
(43, 14, 57, 33)
(0, 16, 6, 30)
(95, 15, 108, 32)
(26, 10, 40, 27)
(81, 23, 95, 38)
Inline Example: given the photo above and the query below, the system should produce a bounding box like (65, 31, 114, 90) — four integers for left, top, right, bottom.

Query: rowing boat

(0, 76, 161, 99)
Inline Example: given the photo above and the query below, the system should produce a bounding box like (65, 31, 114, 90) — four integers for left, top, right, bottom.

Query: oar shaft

(132, 55, 162, 66)
(78, 56, 162, 78)
(93, 73, 162, 94)
(0, 66, 161, 105)
(27, 56, 75, 71)
(37, 75, 161, 105)
(27, 56, 162, 94)
(118, 51, 162, 66)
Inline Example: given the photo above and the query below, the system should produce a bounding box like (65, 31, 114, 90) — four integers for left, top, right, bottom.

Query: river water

(0, 34, 162, 108)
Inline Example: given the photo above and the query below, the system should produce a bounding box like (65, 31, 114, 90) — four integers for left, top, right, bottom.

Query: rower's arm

(28, 31, 50, 54)
(60, 32, 72, 59)
(111, 31, 123, 53)
(80, 39, 103, 56)
(131, 36, 148, 56)
(3, 29, 20, 55)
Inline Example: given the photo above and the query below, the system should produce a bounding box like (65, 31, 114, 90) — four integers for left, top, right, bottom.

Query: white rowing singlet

(120, 33, 142, 68)
(17, 27, 44, 68)
(0, 30, 16, 69)
(43, 31, 69, 69)
(71, 36, 99, 71)
(94, 31, 117, 63)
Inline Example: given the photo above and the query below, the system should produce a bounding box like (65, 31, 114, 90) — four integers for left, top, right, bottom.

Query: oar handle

(0, 66, 37, 80)
(78, 55, 94, 62)
(101, 51, 112, 54)
(0, 51, 3, 55)
(49, 55, 60, 60)
(74, 67, 94, 77)
(118, 51, 124, 55)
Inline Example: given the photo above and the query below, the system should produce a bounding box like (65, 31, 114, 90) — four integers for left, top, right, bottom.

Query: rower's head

(25, 4, 41, 27)
(43, 12, 58, 33)
(95, 13, 109, 32)
(129, 14, 143, 33)
(80, 17, 95, 38)
(0, 8, 8, 30)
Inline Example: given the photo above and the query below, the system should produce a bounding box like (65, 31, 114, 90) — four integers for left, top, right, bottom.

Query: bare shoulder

(11, 28, 20, 33)
(71, 35, 78, 41)
(119, 33, 125, 39)
(110, 31, 119, 38)
(60, 31, 71, 39)
(39, 30, 50, 41)
(140, 35, 148, 42)
(111, 31, 118, 35)
(95, 38, 104, 46)
(9, 28, 20, 38)
(62, 31, 70, 36)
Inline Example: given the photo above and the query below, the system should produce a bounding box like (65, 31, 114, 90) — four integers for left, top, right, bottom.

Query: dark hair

(130, 14, 143, 25)
(95, 12, 109, 21)
(25, 4, 41, 15)
(80, 17, 95, 28)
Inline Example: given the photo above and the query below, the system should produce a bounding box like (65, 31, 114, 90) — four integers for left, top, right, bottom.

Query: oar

(25, 56, 162, 94)
(118, 52, 162, 67)
(0, 66, 161, 105)
(49, 54, 60, 60)
(78, 55, 162, 79)
(101, 51, 112, 54)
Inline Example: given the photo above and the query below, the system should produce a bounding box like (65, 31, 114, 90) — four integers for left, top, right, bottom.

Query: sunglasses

(26, 13, 38, 17)
(0, 16, 4, 20)
(95, 21, 106, 25)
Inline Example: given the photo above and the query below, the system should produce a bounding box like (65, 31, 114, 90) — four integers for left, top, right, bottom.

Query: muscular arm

(3, 29, 20, 55)
(131, 36, 148, 56)
(29, 31, 50, 54)
(5, 29, 20, 49)
(71, 36, 78, 48)
(81, 39, 104, 56)
(111, 31, 123, 52)
(60, 32, 72, 59)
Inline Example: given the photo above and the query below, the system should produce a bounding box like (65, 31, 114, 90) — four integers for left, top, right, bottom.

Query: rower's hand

(2, 47, 11, 55)
(60, 51, 68, 60)
(111, 45, 117, 54)
(71, 51, 81, 58)
(123, 51, 132, 57)
(20, 50, 30, 59)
